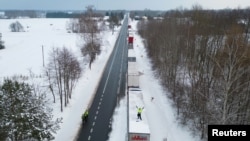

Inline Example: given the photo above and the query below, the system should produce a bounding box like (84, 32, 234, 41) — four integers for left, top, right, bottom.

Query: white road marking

(88, 23, 127, 141)
(85, 21, 128, 141)
(117, 86, 120, 94)
(103, 33, 121, 93)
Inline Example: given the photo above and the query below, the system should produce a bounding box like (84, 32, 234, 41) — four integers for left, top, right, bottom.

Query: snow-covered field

(0, 17, 200, 141)
(0, 18, 120, 141)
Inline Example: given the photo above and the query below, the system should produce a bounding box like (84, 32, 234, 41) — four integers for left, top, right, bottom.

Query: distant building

(153, 16, 164, 20)
(134, 15, 141, 20)
(141, 16, 147, 20)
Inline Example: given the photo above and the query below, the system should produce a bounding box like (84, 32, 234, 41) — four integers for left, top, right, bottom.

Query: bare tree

(45, 69, 56, 103)
(9, 21, 24, 32)
(211, 25, 250, 124)
(79, 5, 101, 69)
(137, 8, 250, 140)
(67, 18, 80, 33)
(45, 47, 82, 112)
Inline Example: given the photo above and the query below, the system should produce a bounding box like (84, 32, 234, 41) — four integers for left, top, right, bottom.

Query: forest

(137, 6, 250, 140)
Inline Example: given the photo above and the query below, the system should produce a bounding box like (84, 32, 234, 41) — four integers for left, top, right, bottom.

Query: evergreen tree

(0, 79, 61, 141)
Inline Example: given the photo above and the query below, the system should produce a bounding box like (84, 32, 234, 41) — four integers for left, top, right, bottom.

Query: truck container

(128, 133, 150, 141)
(128, 74, 139, 88)
(128, 49, 136, 62)
(128, 62, 139, 88)
(128, 89, 150, 141)
(128, 36, 134, 44)
(128, 49, 139, 87)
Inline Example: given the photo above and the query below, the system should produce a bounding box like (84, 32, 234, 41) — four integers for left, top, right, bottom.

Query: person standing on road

(82, 109, 89, 123)
(136, 106, 144, 120)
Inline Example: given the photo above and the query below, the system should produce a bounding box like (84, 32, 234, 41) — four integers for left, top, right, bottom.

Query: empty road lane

(76, 16, 128, 141)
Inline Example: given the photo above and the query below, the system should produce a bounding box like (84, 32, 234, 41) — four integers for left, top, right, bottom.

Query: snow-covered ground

(0, 18, 121, 141)
(108, 21, 200, 141)
(0, 17, 200, 141)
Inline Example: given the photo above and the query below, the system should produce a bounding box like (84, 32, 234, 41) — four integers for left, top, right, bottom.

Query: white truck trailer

(128, 49, 139, 88)
(128, 89, 150, 141)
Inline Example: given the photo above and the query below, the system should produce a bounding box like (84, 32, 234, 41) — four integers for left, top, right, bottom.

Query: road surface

(76, 15, 128, 141)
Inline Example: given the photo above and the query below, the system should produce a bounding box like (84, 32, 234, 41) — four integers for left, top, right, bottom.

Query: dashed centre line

(84, 20, 128, 141)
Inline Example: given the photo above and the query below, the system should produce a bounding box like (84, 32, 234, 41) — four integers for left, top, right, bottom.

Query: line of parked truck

(127, 22, 150, 141)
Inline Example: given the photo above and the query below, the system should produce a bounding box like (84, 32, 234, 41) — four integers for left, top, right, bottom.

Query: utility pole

(42, 45, 45, 67)
(0, 33, 3, 49)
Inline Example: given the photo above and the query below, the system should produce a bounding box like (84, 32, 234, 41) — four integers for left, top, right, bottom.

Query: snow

(0, 18, 80, 78)
(128, 89, 150, 134)
(128, 48, 136, 58)
(0, 17, 200, 141)
(108, 21, 201, 141)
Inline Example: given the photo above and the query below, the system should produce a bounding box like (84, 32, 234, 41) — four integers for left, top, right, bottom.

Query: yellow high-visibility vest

(138, 108, 143, 114)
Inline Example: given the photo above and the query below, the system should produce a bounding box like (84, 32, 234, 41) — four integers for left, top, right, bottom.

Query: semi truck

(127, 28, 134, 46)
(128, 89, 150, 141)
(128, 49, 139, 88)
(128, 36, 134, 44)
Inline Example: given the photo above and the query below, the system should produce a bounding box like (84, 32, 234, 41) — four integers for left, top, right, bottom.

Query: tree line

(137, 6, 250, 140)
(4, 10, 38, 18)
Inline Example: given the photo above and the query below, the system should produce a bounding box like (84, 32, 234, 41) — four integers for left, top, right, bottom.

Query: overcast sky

(0, 0, 249, 10)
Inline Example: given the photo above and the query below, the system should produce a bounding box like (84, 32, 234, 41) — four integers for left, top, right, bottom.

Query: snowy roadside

(53, 27, 122, 141)
(108, 20, 200, 141)
(108, 97, 128, 141)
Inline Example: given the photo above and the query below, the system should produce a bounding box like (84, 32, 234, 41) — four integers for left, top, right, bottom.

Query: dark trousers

(137, 113, 142, 120)
(83, 115, 88, 123)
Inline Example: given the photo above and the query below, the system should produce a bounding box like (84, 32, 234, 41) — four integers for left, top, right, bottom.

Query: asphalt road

(76, 15, 128, 141)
